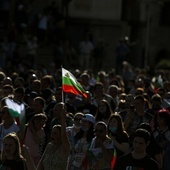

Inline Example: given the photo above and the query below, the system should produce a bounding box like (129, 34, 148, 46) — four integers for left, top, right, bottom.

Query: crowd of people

(0, 64, 169, 170)
(0, 1, 170, 170)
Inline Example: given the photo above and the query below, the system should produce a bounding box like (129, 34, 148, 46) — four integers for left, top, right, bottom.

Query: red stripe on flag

(62, 84, 87, 98)
(111, 148, 117, 169)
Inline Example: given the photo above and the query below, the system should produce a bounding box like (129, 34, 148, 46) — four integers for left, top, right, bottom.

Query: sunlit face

(51, 127, 61, 145)
(133, 137, 148, 153)
(3, 138, 16, 157)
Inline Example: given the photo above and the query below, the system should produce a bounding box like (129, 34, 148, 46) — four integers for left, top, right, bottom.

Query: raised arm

(22, 145, 36, 170)
(60, 103, 70, 154)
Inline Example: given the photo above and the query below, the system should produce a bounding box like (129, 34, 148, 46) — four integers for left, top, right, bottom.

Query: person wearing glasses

(82, 121, 114, 169)
(0, 106, 19, 153)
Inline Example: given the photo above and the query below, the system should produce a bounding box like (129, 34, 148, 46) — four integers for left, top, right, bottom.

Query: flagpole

(61, 65, 64, 103)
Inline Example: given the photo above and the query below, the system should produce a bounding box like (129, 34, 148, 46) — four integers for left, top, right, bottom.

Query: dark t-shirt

(0, 159, 26, 170)
(114, 153, 159, 170)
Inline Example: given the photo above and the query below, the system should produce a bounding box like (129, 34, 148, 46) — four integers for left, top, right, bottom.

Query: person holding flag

(37, 102, 70, 170)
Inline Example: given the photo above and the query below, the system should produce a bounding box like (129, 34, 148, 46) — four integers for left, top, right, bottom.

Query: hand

(22, 145, 30, 158)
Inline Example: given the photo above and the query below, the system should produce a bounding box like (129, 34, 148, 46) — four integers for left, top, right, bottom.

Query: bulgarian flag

(5, 98, 25, 131)
(62, 68, 87, 98)
(111, 148, 117, 170)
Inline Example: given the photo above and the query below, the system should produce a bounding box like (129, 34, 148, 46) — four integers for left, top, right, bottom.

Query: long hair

(107, 113, 128, 137)
(153, 109, 170, 129)
(26, 113, 47, 144)
(95, 99, 112, 122)
(74, 122, 94, 144)
(2, 133, 24, 162)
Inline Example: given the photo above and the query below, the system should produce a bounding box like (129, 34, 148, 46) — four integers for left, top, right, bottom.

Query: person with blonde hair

(0, 106, 19, 153)
(0, 133, 26, 169)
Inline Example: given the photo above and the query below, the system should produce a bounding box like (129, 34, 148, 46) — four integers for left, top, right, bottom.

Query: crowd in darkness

(0, 62, 169, 170)
(0, 1, 170, 170)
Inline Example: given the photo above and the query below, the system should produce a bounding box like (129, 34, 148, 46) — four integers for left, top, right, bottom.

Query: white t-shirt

(89, 137, 114, 169)
(72, 137, 89, 168)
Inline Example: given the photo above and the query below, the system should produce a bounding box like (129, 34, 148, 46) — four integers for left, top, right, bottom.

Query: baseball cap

(82, 114, 95, 124)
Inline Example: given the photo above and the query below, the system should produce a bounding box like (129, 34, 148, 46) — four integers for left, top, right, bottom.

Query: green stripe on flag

(62, 77, 86, 93)
(8, 108, 20, 118)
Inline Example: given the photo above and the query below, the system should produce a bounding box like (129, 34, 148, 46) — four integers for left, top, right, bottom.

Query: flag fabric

(5, 98, 25, 130)
(111, 148, 117, 170)
(5, 98, 24, 118)
(62, 68, 87, 98)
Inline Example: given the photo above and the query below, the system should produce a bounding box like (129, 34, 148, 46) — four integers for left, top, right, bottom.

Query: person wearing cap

(69, 114, 95, 169)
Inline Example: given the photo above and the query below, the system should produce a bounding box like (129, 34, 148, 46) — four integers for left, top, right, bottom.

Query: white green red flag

(62, 68, 87, 98)
(5, 98, 25, 130)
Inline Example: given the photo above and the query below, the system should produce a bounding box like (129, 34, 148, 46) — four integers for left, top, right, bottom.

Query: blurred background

(0, 0, 169, 73)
